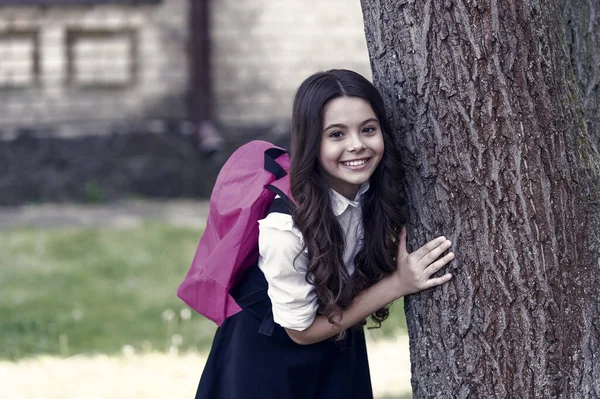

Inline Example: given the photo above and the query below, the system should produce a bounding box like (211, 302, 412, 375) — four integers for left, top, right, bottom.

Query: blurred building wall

(0, 0, 189, 127)
(0, 0, 372, 204)
(212, 0, 371, 127)
(0, 0, 371, 130)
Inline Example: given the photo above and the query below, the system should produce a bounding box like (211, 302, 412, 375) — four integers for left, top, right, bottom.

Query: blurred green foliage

(0, 222, 406, 360)
(83, 179, 108, 203)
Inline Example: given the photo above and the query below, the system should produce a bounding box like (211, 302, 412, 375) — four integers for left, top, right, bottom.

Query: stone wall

(0, 128, 221, 206)
(0, 1, 372, 204)
(0, 0, 371, 128)
(0, 0, 189, 126)
(0, 122, 291, 206)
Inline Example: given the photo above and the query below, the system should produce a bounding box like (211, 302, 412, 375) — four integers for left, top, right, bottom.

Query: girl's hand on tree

(393, 227, 454, 296)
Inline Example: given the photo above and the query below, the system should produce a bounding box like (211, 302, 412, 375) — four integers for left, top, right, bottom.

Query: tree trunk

(360, 1, 600, 397)
(562, 0, 600, 149)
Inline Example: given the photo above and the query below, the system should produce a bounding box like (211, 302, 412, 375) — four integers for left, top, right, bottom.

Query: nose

(348, 132, 366, 152)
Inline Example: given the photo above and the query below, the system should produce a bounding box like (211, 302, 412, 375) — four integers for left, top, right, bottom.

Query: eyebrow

(322, 118, 379, 132)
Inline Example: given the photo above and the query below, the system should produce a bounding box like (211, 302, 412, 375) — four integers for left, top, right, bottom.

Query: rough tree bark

(562, 0, 600, 149)
(361, 1, 600, 398)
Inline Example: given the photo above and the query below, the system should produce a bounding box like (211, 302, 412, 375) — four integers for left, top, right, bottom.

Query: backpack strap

(264, 148, 288, 179)
(264, 146, 296, 210)
(254, 198, 294, 336)
(231, 193, 293, 337)
(267, 181, 295, 215)
(268, 197, 292, 215)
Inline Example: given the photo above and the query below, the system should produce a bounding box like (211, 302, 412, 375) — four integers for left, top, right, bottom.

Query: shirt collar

(329, 182, 370, 216)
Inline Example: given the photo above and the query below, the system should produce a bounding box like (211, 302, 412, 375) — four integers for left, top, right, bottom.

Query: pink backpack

(177, 141, 293, 326)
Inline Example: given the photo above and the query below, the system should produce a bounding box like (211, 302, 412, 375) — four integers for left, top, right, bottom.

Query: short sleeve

(258, 212, 318, 331)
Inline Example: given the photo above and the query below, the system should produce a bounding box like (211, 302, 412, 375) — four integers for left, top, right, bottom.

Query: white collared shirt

(257, 183, 369, 331)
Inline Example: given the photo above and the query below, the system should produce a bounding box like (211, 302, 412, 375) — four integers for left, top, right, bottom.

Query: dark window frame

(0, 29, 41, 90)
(66, 28, 138, 90)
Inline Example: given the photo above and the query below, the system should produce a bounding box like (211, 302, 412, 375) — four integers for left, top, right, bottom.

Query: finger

(424, 252, 454, 276)
(421, 239, 452, 265)
(398, 226, 408, 256)
(425, 273, 453, 289)
(412, 235, 447, 260)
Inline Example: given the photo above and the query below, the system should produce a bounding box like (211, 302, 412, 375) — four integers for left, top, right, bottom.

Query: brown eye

(363, 127, 376, 134)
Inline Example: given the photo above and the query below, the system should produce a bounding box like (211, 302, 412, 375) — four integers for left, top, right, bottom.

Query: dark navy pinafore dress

(194, 199, 373, 399)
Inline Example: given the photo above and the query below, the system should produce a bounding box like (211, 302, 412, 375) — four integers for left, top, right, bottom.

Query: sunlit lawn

(0, 222, 406, 360)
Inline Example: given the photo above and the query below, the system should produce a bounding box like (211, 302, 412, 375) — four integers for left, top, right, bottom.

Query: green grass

(0, 222, 217, 360)
(0, 222, 406, 360)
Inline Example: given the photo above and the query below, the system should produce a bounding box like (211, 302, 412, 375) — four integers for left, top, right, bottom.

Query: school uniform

(195, 184, 373, 399)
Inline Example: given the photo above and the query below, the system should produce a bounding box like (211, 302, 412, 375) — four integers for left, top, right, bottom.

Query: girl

(195, 69, 454, 399)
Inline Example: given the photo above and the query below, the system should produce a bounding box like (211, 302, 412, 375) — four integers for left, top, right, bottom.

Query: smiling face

(318, 96, 384, 199)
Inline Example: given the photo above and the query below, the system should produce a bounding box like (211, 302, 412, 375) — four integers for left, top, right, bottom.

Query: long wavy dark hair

(289, 69, 406, 330)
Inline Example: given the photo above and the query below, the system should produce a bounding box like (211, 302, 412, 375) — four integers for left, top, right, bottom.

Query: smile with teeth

(341, 158, 369, 167)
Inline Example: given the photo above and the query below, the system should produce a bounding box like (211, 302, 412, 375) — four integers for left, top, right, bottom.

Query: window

(66, 29, 137, 88)
(0, 30, 39, 89)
